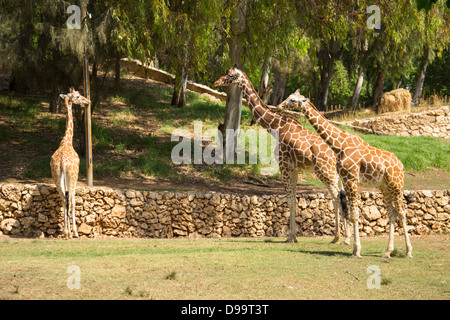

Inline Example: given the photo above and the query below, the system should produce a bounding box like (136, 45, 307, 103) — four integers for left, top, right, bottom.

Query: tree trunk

(114, 53, 121, 92)
(91, 62, 99, 113)
(258, 56, 272, 104)
(372, 72, 386, 112)
(315, 61, 333, 111)
(315, 39, 342, 111)
(73, 105, 86, 157)
(350, 65, 364, 109)
(412, 48, 430, 105)
(171, 43, 189, 108)
(223, 1, 247, 157)
(49, 84, 60, 114)
(171, 66, 188, 109)
(271, 64, 288, 106)
(312, 68, 318, 102)
(315, 51, 334, 111)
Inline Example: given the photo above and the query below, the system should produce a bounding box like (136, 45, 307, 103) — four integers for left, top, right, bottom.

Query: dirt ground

(2, 169, 449, 197)
(1, 174, 327, 196)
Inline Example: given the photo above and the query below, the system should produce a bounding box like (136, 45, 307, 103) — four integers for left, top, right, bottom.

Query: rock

(78, 223, 92, 235)
(111, 205, 126, 218)
(363, 205, 381, 221)
(39, 186, 52, 196)
(0, 199, 10, 211)
(125, 190, 136, 198)
(421, 190, 434, 198)
(1, 185, 22, 202)
(20, 217, 35, 229)
(210, 194, 221, 206)
(363, 225, 373, 235)
(38, 213, 48, 223)
(130, 198, 142, 207)
(173, 228, 187, 236)
(0, 218, 20, 233)
(0, 184, 448, 238)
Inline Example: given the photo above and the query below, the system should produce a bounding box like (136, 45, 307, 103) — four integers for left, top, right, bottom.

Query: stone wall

(348, 106, 449, 139)
(0, 184, 448, 239)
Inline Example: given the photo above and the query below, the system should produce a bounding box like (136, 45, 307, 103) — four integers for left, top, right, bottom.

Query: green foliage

(351, 131, 450, 172)
(415, 0, 450, 11)
(328, 61, 354, 107)
(424, 48, 450, 96)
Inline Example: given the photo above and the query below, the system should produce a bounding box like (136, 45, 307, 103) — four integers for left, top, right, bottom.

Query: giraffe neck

(237, 77, 285, 132)
(62, 99, 74, 146)
(301, 101, 347, 153)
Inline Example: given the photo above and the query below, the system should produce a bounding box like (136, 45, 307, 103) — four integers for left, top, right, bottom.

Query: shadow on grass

(289, 248, 353, 257)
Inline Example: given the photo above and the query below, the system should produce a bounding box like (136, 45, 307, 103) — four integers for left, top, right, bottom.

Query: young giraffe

(213, 66, 350, 244)
(284, 90, 413, 258)
(50, 89, 90, 239)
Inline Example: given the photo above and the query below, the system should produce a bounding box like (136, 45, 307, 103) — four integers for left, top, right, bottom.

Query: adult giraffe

(50, 88, 90, 238)
(284, 90, 413, 258)
(213, 66, 349, 244)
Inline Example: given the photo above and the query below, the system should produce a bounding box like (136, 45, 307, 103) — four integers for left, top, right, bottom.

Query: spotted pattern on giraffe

(50, 89, 90, 239)
(213, 67, 350, 244)
(283, 89, 413, 258)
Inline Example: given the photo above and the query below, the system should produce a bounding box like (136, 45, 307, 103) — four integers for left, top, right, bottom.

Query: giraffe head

(284, 89, 310, 112)
(213, 65, 245, 88)
(60, 89, 90, 107)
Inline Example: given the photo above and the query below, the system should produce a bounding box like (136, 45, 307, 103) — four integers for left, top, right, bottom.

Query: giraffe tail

(339, 189, 348, 220)
(404, 191, 416, 203)
(59, 164, 72, 214)
(65, 191, 70, 217)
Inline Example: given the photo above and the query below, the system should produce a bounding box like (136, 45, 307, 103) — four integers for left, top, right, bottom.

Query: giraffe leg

(342, 215, 351, 245)
(283, 169, 298, 243)
(66, 203, 73, 240)
(327, 185, 341, 244)
(381, 189, 395, 258)
(385, 191, 413, 258)
(383, 220, 395, 259)
(346, 181, 361, 258)
(63, 205, 70, 239)
(63, 192, 71, 239)
(71, 192, 79, 238)
(402, 215, 413, 258)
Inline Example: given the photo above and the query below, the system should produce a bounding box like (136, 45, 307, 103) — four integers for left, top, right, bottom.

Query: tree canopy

(1, 0, 449, 113)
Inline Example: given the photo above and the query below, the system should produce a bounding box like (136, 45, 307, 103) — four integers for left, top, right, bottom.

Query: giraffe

(50, 88, 90, 239)
(213, 66, 350, 244)
(283, 90, 413, 258)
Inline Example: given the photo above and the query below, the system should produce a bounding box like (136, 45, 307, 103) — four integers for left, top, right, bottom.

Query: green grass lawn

(0, 236, 448, 300)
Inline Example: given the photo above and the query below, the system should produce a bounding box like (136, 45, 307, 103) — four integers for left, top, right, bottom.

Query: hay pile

(378, 88, 411, 114)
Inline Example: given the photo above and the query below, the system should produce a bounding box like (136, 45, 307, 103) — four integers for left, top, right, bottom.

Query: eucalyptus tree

(108, 0, 165, 92)
(423, 47, 450, 96)
(220, 0, 301, 143)
(363, 0, 446, 110)
(292, 0, 366, 111)
(155, 0, 223, 108)
(0, 0, 89, 111)
(411, 0, 450, 104)
(113, 0, 222, 108)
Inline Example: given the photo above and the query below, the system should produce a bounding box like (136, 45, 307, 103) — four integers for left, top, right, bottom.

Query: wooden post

(82, 2, 93, 186)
